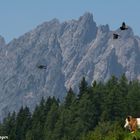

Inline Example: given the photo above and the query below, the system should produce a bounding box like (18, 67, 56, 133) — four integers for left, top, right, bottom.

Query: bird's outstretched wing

(113, 33, 120, 39)
(37, 65, 47, 69)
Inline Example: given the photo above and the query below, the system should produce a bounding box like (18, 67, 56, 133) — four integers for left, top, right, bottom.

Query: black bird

(113, 33, 120, 39)
(37, 65, 47, 69)
(120, 22, 128, 30)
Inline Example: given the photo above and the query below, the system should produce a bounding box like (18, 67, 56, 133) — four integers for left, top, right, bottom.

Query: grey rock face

(0, 12, 140, 119)
(0, 36, 5, 48)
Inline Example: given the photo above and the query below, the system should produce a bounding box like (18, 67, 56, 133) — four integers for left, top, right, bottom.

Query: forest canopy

(1, 75, 140, 140)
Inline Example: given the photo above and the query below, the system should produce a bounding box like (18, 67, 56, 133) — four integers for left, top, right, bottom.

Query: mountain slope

(0, 12, 140, 119)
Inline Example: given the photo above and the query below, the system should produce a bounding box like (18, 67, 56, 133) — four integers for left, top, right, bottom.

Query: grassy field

(82, 129, 140, 140)
(124, 132, 140, 140)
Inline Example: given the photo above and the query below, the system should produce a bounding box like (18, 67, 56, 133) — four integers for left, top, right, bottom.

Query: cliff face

(0, 12, 140, 119)
(0, 36, 5, 48)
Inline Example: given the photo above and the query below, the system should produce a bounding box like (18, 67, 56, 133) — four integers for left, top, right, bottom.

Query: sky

(0, 0, 140, 43)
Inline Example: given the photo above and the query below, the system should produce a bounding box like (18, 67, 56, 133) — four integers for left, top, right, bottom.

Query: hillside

(1, 76, 140, 140)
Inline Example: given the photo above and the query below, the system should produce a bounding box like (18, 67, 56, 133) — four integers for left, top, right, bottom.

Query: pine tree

(64, 87, 76, 108)
(44, 101, 59, 140)
(15, 106, 31, 140)
(1, 112, 16, 138)
(78, 77, 88, 99)
(127, 80, 140, 116)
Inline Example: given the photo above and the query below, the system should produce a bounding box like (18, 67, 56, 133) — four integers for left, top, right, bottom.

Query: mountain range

(0, 12, 140, 120)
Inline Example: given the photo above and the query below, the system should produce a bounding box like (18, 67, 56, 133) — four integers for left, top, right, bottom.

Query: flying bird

(120, 22, 128, 30)
(113, 33, 120, 39)
(37, 65, 47, 69)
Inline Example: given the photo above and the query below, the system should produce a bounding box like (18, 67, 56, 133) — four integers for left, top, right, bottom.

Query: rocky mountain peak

(98, 24, 110, 33)
(79, 12, 93, 22)
(76, 12, 97, 44)
(0, 13, 140, 120)
(0, 36, 5, 47)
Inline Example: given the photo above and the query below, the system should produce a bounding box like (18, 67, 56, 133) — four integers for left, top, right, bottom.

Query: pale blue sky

(0, 0, 140, 43)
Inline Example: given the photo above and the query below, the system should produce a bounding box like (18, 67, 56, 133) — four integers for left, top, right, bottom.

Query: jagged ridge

(0, 12, 140, 119)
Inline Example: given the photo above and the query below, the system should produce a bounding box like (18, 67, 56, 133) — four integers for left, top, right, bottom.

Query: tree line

(1, 74, 140, 140)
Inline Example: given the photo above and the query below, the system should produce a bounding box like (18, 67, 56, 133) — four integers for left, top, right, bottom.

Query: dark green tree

(127, 80, 140, 116)
(15, 106, 31, 140)
(44, 102, 59, 140)
(64, 87, 76, 108)
(78, 77, 88, 99)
